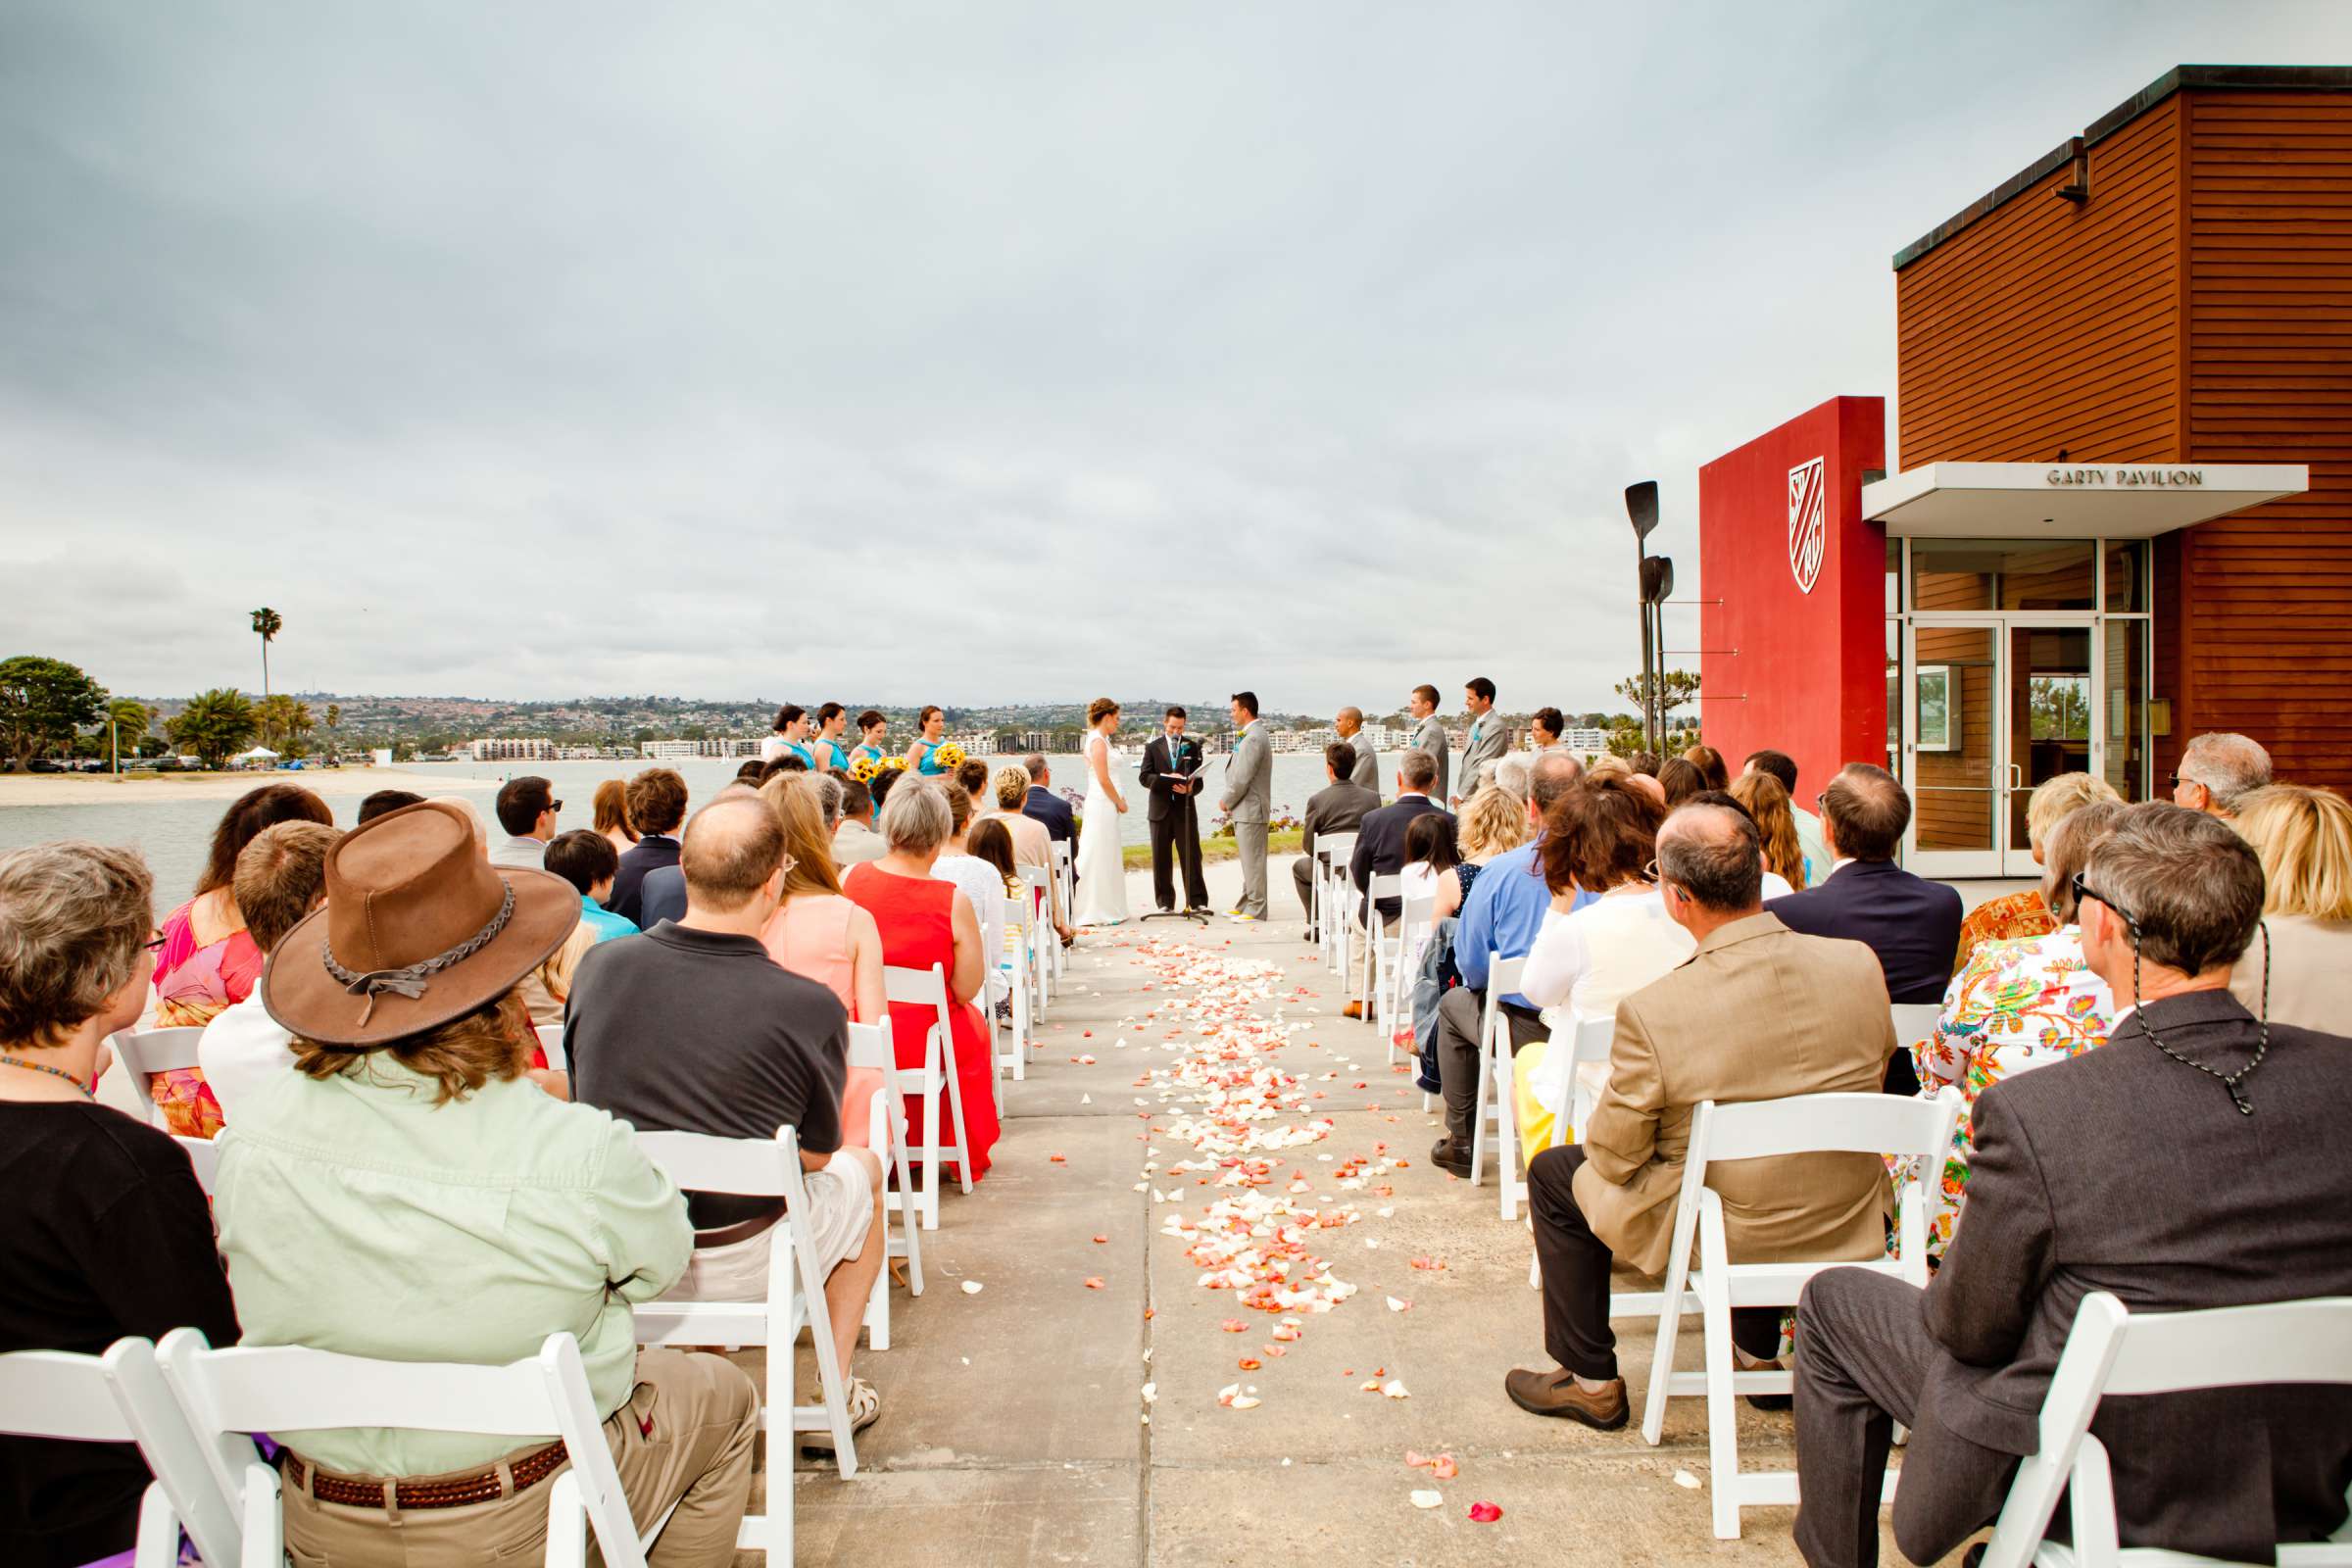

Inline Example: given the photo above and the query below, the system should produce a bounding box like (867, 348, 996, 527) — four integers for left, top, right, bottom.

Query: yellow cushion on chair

(1512, 1040, 1562, 1160)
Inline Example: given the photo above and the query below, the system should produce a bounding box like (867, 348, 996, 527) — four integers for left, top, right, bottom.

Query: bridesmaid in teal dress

(849, 709, 891, 769)
(903, 706, 950, 774)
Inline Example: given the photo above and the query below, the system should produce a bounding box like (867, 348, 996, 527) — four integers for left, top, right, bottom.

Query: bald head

(1820, 762, 1910, 861)
(1336, 706, 1363, 735)
(1657, 803, 1764, 912)
(1528, 750, 1585, 812)
(681, 795, 787, 911)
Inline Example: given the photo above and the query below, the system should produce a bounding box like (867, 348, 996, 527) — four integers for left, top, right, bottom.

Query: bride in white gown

(1072, 698, 1131, 927)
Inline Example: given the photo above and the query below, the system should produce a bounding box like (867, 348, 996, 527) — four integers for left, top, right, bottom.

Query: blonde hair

(760, 775, 844, 898)
(2025, 770, 2122, 851)
(993, 764, 1032, 809)
(1458, 787, 1532, 859)
(1730, 772, 1807, 890)
(2233, 784, 2352, 919)
(1585, 754, 1632, 782)
(534, 923, 598, 1008)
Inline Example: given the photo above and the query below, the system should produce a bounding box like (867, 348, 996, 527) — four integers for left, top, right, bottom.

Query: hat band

(322, 882, 516, 1027)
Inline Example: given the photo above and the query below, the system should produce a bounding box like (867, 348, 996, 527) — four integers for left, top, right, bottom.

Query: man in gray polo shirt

(567, 794, 885, 1440)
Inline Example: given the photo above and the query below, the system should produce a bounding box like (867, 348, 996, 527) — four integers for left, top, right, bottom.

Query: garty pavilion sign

(2045, 466, 2206, 487)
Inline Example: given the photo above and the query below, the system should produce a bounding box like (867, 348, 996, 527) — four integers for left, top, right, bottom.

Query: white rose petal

(1410, 1490, 1443, 1509)
(960, 1280, 984, 1295)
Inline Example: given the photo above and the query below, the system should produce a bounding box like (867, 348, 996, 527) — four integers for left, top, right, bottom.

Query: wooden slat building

(1891, 65, 2352, 790)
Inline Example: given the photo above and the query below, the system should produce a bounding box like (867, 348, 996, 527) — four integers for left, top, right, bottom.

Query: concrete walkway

(769, 856, 1952, 1566)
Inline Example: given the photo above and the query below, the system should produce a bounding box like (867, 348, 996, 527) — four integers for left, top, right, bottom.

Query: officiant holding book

(1140, 706, 1210, 912)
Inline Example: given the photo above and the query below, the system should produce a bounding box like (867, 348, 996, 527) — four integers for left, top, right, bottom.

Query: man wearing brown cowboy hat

(213, 800, 759, 1566)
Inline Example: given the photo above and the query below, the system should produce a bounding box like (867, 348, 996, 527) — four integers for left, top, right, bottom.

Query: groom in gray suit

(1219, 690, 1273, 920)
(1408, 684, 1450, 806)
(1456, 675, 1509, 805)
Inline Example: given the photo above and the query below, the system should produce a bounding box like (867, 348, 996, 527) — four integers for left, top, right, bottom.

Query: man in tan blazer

(1505, 802, 1896, 1430)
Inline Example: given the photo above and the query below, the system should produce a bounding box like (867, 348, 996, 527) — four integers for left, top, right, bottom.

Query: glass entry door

(1904, 616, 2103, 878)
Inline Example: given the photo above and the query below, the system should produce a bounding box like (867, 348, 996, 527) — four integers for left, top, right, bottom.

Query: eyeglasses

(2068, 871, 2135, 929)
(143, 934, 168, 952)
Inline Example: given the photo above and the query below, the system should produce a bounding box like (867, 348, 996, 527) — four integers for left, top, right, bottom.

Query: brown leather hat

(263, 799, 580, 1047)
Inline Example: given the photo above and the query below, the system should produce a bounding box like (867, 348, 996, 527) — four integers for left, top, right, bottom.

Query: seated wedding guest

(771, 753, 809, 775)
(1492, 753, 1534, 801)
(1021, 753, 1075, 851)
(150, 780, 335, 1136)
(1507, 804, 1894, 1431)
(955, 757, 992, 807)
(844, 781, 1001, 1182)
(834, 775, 888, 867)
(640, 776, 765, 935)
(429, 794, 492, 856)
(849, 709, 891, 768)
(1513, 775, 1681, 1158)
(1742, 748, 1828, 882)
(569, 795, 884, 1435)
(868, 764, 903, 810)
(592, 776, 637, 858)
(1953, 771, 2120, 967)
(490, 774, 561, 868)
(1346, 749, 1449, 1018)
(1400, 812, 1463, 935)
(1403, 812, 1467, 1096)
(808, 769, 847, 832)
(215, 801, 758, 1565)
(2228, 782, 2352, 1031)
(519, 829, 639, 1028)
(608, 766, 686, 924)
(1793, 805, 2352, 1568)
(2172, 729, 2272, 819)
(1627, 771, 1667, 808)
(986, 765, 1073, 942)
(968, 818, 1029, 1014)
(1682, 743, 1729, 793)
(933, 785, 1013, 1004)
(1768, 762, 1961, 1095)
(1584, 753, 1632, 782)
(197, 820, 339, 1123)
(1729, 770, 1810, 891)
(357, 787, 424, 824)
(1655, 755, 1705, 807)
(753, 781, 883, 1146)
(1902, 799, 2123, 1259)
(1629, 750, 1663, 777)
(1686, 790, 1798, 899)
(1437, 783, 1533, 922)
(735, 759, 767, 785)
(0, 842, 240, 1568)
(1430, 752, 1587, 1173)
(1530, 707, 1568, 756)
(1296, 742, 1381, 936)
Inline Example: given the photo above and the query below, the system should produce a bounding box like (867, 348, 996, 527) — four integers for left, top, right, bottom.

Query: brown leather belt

(695, 1202, 785, 1250)
(281, 1440, 569, 1511)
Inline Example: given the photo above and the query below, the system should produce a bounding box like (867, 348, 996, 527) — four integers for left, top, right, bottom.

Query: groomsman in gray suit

(1456, 676, 1508, 805)
(1336, 707, 1380, 801)
(1218, 690, 1273, 920)
(1407, 684, 1450, 806)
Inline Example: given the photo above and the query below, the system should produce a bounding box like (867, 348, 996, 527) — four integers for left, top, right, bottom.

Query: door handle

(2007, 762, 2024, 793)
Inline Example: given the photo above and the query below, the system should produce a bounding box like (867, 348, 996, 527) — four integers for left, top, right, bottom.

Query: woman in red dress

(843, 778, 999, 1183)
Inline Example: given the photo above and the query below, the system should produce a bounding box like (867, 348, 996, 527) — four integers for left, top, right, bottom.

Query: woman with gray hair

(841, 780, 1000, 1181)
(0, 842, 241, 1565)
(1903, 797, 2128, 1256)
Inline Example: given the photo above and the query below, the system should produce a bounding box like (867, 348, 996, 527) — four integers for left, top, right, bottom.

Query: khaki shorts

(660, 1161, 873, 1302)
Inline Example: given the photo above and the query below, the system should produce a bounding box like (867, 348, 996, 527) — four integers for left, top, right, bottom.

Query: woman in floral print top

(1899, 798, 2127, 1259)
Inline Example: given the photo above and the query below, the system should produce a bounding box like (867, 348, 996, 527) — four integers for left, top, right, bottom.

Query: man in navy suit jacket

(1021, 753, 1076, 867)
(606, 768, 689, 927)
(1766, 762, 1961, 1096)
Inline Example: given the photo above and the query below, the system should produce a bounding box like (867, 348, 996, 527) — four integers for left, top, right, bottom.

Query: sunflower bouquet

(849, 756, 881, 783)
(883, 756, 908, 772)
(935, 741, 967, 769)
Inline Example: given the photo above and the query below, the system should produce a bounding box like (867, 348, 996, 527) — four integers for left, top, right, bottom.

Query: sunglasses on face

(2068, 871, 2135, 929)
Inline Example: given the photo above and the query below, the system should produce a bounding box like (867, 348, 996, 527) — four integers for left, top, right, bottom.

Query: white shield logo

(1788, 456, 1827, 594)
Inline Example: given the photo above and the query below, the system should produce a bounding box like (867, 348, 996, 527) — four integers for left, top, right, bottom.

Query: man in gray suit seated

(1294, 742, 1380, 937)
(1407, 683, 1450, 807)
(1218, 691, 1273, 920)
(1791, 804, 2352, 1567)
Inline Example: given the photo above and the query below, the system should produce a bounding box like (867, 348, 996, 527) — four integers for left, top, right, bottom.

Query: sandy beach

(0, 767, 493, 807)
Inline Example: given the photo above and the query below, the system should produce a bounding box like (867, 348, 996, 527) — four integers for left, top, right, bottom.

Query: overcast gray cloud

(3, 0, 2346, 713)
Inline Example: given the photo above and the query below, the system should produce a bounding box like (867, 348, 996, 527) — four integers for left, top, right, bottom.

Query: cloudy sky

(3, 2, 2345, 714)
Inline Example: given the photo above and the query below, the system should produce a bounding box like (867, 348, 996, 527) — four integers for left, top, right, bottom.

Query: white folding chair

(1467, 955, 1530, 1221)
(850, 1018, 926, 1343)
(633, 1123, 862, 1558)
(1016, 864, 1055, 1010)
(1638, 1088, 1964, 1539)
(161, 1327, 662, 1568)
(0, 1338, 241, 1568)
(105, 1026, 205, 1128)
(883, 962, 973, 1229)
(1978, 1292, 2352, 1568)
(1319, 833, 1359, 976)
(1378, 885, 1436, 1054)
(173, 1134, 221, 1197)
(999, 892, 1036, 1082)
(1050, 841, 1073, 976)
(533, 1021, 569, 1072)
(1353, 872, 1402, 1021)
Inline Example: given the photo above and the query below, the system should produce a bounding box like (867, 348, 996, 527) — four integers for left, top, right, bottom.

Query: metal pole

(1637, 543, 1654, 754)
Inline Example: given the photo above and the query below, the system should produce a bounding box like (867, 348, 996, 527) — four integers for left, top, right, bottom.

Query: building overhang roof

(1861, 462, 2308, 539)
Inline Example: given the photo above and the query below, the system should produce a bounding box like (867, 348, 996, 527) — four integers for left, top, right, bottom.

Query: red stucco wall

(1697, 396, 1887, 801)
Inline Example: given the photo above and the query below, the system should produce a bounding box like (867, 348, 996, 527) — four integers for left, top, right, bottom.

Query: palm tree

(250, 608, 282, 698)
(168, 689, 258, 769)
(324, 702, 341, 763)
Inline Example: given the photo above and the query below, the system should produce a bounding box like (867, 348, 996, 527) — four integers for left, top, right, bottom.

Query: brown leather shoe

(1504, 1367, 1629, 1429)
(1342, 1001, 1364, 1020)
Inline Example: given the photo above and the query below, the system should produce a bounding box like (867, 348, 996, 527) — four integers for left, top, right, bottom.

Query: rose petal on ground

(1673, 1469, 1701, 1490)
(960, 1280, 984, 1295)
(1381, 1379, 1410, 1398)
(1386, 1297, 1411, 1311)
(1238, 1357, 1261, 1370)
(1410, 1490, 1443, 1509)
(1468, 1501, 1503, 1523)
(1228, 1395, 1260, 1409)
(1405, 1450, 1433, 1468)
(1430, 1455, 1457, 1480)
(1083, 1277, 1105, 1290)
